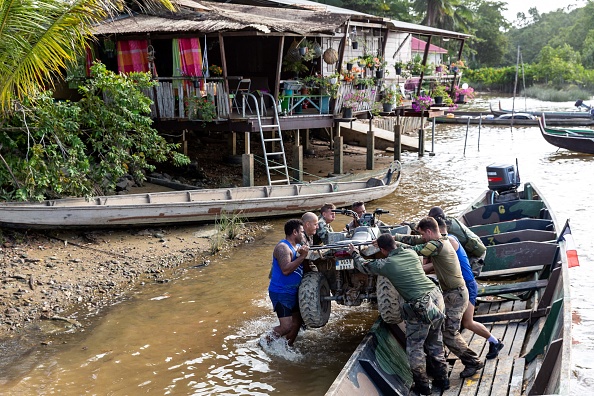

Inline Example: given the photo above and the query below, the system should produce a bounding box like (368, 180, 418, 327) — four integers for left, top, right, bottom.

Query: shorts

(269, 291, 299, 318)
(465, 279, 478, 306)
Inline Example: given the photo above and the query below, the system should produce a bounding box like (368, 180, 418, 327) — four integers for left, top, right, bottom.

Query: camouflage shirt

(314, 217, 334, 245)
(392, 234, 465, 291)
(352, 246, 435, 302)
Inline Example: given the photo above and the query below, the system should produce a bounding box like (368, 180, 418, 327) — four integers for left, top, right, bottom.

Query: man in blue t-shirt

(267, 219, 309, 346)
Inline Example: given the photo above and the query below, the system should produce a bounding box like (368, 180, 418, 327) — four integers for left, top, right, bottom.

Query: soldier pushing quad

(348, 234, 449, 395)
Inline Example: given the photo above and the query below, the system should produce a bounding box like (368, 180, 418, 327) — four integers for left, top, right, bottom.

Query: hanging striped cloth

(117, 40, 149, 73)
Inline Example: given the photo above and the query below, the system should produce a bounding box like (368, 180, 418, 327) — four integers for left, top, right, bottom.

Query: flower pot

(436, 66, 442, 73)
(342, 107, 353, 119)
(434, 96, 443, 105)
(457, 94, 466, 104)
(382, 103, 393, 112)
(320, 96, 330, 114)
(299, 47, 307, 56)
(329, 77, 338, 84)
(375, 69, 384, 79)
(346, 63, 353, 71)
(301, 87, 309, 95)
(451, 66, 459, 73)
(395, 66, 402, 75)
(295, 102, 303, 114)
(352, 41, 358, 49)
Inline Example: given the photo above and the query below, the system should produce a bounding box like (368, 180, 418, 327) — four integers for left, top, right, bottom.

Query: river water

(1, 95, 593, 395)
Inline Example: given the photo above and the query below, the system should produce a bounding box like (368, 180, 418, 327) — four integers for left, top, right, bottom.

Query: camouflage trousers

(443, 286, 481, 367)
(405, 288, 448, 384)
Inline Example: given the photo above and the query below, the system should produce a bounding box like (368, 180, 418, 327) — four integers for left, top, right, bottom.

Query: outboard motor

(575, 99, 594, 116)
(486, 161, 520, 203)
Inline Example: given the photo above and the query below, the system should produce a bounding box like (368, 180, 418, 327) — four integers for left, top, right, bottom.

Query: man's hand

(347, 243, 355, 255)
(297, 245, 310, 256)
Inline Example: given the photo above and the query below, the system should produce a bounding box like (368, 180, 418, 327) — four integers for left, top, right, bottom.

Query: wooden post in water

(478, 114, 482, 151)
(418, 116, 425, 157)
(242, 154, 254, 187)
(367, 118, 375, 170)
(430, 117, 436, 156)
(334, 135, 343, 175)
(463, 117, 470, 156)
(394, 122, 402, 161)
(293, 129, 303, 182)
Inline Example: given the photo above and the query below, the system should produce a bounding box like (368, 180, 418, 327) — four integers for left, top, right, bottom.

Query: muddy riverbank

(0, 136, 395, 342)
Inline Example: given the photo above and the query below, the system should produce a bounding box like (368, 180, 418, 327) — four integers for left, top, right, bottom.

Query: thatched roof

(93, 0, 348, 36)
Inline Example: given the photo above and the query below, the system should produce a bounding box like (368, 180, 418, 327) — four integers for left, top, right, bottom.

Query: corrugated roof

(411, 37, 448, 54)
(93, 1, 348, 36)
(385, 19, 470, 39)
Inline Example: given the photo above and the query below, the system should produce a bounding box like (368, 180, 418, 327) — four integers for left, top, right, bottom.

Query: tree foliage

(0, 63, 190, 201)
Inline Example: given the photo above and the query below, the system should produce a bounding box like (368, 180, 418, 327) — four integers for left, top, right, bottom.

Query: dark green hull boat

(326, 177, 571, 395)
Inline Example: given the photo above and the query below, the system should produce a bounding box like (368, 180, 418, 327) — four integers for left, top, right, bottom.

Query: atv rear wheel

(299, 272, 331, 328)
(376, 275, 404, 324)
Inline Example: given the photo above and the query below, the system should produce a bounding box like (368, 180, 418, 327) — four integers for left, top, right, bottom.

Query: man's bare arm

(273, 243, 309, 275)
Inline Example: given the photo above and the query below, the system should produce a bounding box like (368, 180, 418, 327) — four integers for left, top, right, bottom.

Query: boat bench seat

(477, 279, 548, 297)
(477, 265, 544, 279)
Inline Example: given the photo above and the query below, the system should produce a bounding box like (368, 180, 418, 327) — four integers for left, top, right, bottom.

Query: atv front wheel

(376, 275, 404, 324)
(299, 272, 331, 328)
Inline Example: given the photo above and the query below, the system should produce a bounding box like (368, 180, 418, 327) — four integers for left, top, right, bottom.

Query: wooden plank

(477, 265, 543, 279)
(490, 356, 515, 396)
(524, 299, 563, 363)
(528, 338, 563, 395)
(483, 242, 558, 272)
(470, 219, 553, 237)
(463, 200, 545, 226)
(473, 309, 534, 323)
(509, 358, 525, 396)
(477, 280, 547, 297)
(481, 230, 556, 246)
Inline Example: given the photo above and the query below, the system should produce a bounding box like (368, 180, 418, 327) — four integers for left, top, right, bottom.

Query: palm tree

(0, 0, 175, 111)
(412, 0, 472, 31)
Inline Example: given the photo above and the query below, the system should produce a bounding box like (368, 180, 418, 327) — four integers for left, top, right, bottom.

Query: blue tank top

(450, 234, 474, 282)
(268, 239, 303, 295)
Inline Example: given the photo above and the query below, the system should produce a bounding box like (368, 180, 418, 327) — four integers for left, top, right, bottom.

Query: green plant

(431, 84, 454, 106)
(187, 94, 217, 123)
(209, 212, 245, 253)
(381, 87, 402, 105)
(0, 62, 190, 200)
(282, 58, 309, 77)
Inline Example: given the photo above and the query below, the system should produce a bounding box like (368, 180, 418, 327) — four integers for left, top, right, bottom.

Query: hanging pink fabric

(178, 38, 203, 77)
(117, 40, 149, 73)
(85, 45, 94, 76)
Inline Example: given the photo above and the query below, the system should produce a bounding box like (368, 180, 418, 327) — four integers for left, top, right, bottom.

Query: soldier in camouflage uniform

(428, 206, 487, 276)
(393, 217, 484, 379)
(314, 203, 335, 245)
(348, 233, 449, 395)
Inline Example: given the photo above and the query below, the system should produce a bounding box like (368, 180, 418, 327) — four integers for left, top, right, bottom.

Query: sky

(501, 0, 588, 23)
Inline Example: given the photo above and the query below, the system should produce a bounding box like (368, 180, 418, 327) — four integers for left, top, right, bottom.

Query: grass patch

(209, 212, 245, 254)
(523, 84, 593, 102)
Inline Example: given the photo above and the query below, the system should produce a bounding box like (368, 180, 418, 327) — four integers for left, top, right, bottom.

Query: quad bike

(298, 208, 410, 328)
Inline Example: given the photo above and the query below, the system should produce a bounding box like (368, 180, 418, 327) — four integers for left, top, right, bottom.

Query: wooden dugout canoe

(0, 162, 402, 229)
(538, 115, 594, 154)
(326, 182, 571, 396)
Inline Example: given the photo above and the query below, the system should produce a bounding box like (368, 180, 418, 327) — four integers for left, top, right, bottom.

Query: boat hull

(493, 100, 593, 119)
(0, 163, 401, 228)
(538, 116, 594, 154)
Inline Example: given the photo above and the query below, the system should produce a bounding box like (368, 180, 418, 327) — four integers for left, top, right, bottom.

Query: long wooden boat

(0, 162, 402, 229)
(326, 177, 571, 395)
(492, 101, 593, 119)
(538, 115, 594, 154)
(434, 114, 594, 126)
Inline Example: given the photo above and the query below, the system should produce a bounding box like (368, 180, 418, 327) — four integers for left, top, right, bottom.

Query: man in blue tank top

(268, 219, 310, 346)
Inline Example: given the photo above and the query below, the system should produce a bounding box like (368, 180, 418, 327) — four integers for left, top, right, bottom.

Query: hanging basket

(323, 48, 338, 64)
(312, 41, 323, 58)
(284, 39, 302, 63)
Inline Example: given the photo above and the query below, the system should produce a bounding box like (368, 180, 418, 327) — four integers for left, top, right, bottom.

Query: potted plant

(411, 94, 433, 113)
(342, 90, 365, 118)
(187, 94, 217, 124)
(381, 87, 401, 112)
(431, 84, 453, 106)
(454, 84, 475, 103)
(450, 59, 466, 74)
(394, 61, 405, 75)
(208, 64, 222, 77)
